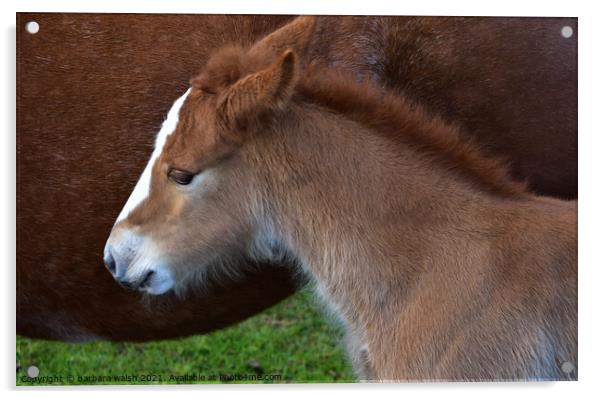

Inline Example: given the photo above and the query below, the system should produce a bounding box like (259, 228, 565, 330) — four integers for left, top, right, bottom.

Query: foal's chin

(135, 259, 228, 298)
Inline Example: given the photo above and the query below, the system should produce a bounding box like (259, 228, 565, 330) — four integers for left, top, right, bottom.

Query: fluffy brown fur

(297, 67, 528, 198)
(107, 17, 577, 381)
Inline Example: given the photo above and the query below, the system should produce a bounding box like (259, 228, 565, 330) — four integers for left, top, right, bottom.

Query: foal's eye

(167, 168, 195, 185)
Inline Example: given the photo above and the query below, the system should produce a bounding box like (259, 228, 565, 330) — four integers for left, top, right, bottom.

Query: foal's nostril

(104, 250, 117, 275)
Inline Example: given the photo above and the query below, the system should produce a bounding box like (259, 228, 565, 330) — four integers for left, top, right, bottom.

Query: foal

(104, 17, 577, 381)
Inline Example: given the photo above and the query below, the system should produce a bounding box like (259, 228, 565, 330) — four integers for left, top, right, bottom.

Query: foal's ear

(248, 16, 316, 61)
(217, 49, 298, 136)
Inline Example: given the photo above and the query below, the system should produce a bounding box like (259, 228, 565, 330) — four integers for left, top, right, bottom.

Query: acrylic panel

(16, 13, 577, 385)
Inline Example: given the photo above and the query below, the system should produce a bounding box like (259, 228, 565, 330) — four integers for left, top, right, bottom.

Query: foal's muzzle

(103, 229, 175, 295)
(103, 244, 153, 291)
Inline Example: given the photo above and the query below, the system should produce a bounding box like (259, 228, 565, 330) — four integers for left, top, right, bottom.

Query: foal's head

(104, 17, 316, 294)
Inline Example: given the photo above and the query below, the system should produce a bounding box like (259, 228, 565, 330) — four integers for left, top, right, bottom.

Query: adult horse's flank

(104, 17, 577, 380)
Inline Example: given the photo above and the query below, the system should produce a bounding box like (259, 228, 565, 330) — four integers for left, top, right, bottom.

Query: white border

(3, 1, 602, 399)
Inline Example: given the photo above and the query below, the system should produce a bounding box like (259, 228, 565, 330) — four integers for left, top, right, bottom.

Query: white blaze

(115, 88, 192, 223)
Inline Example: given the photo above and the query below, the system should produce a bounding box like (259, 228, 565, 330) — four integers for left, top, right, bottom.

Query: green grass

(16, 288, 356, 385)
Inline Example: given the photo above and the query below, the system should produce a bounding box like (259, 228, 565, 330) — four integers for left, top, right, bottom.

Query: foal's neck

(258, 103, 521, 323)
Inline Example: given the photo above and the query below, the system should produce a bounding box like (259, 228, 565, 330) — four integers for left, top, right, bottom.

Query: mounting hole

(561, 26, 573, 39)
(25, 21, 39, 34)
(561, 361, 575, 374)
(26, 365, 39, 378)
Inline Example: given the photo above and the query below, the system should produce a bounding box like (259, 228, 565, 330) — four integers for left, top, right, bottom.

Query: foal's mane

(296, 65, 528, 198)
(196, 46, 527, 198)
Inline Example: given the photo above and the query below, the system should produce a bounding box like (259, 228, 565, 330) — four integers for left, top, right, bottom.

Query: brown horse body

(17, 14, 577, 341)
(105, 17, 577, 380)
